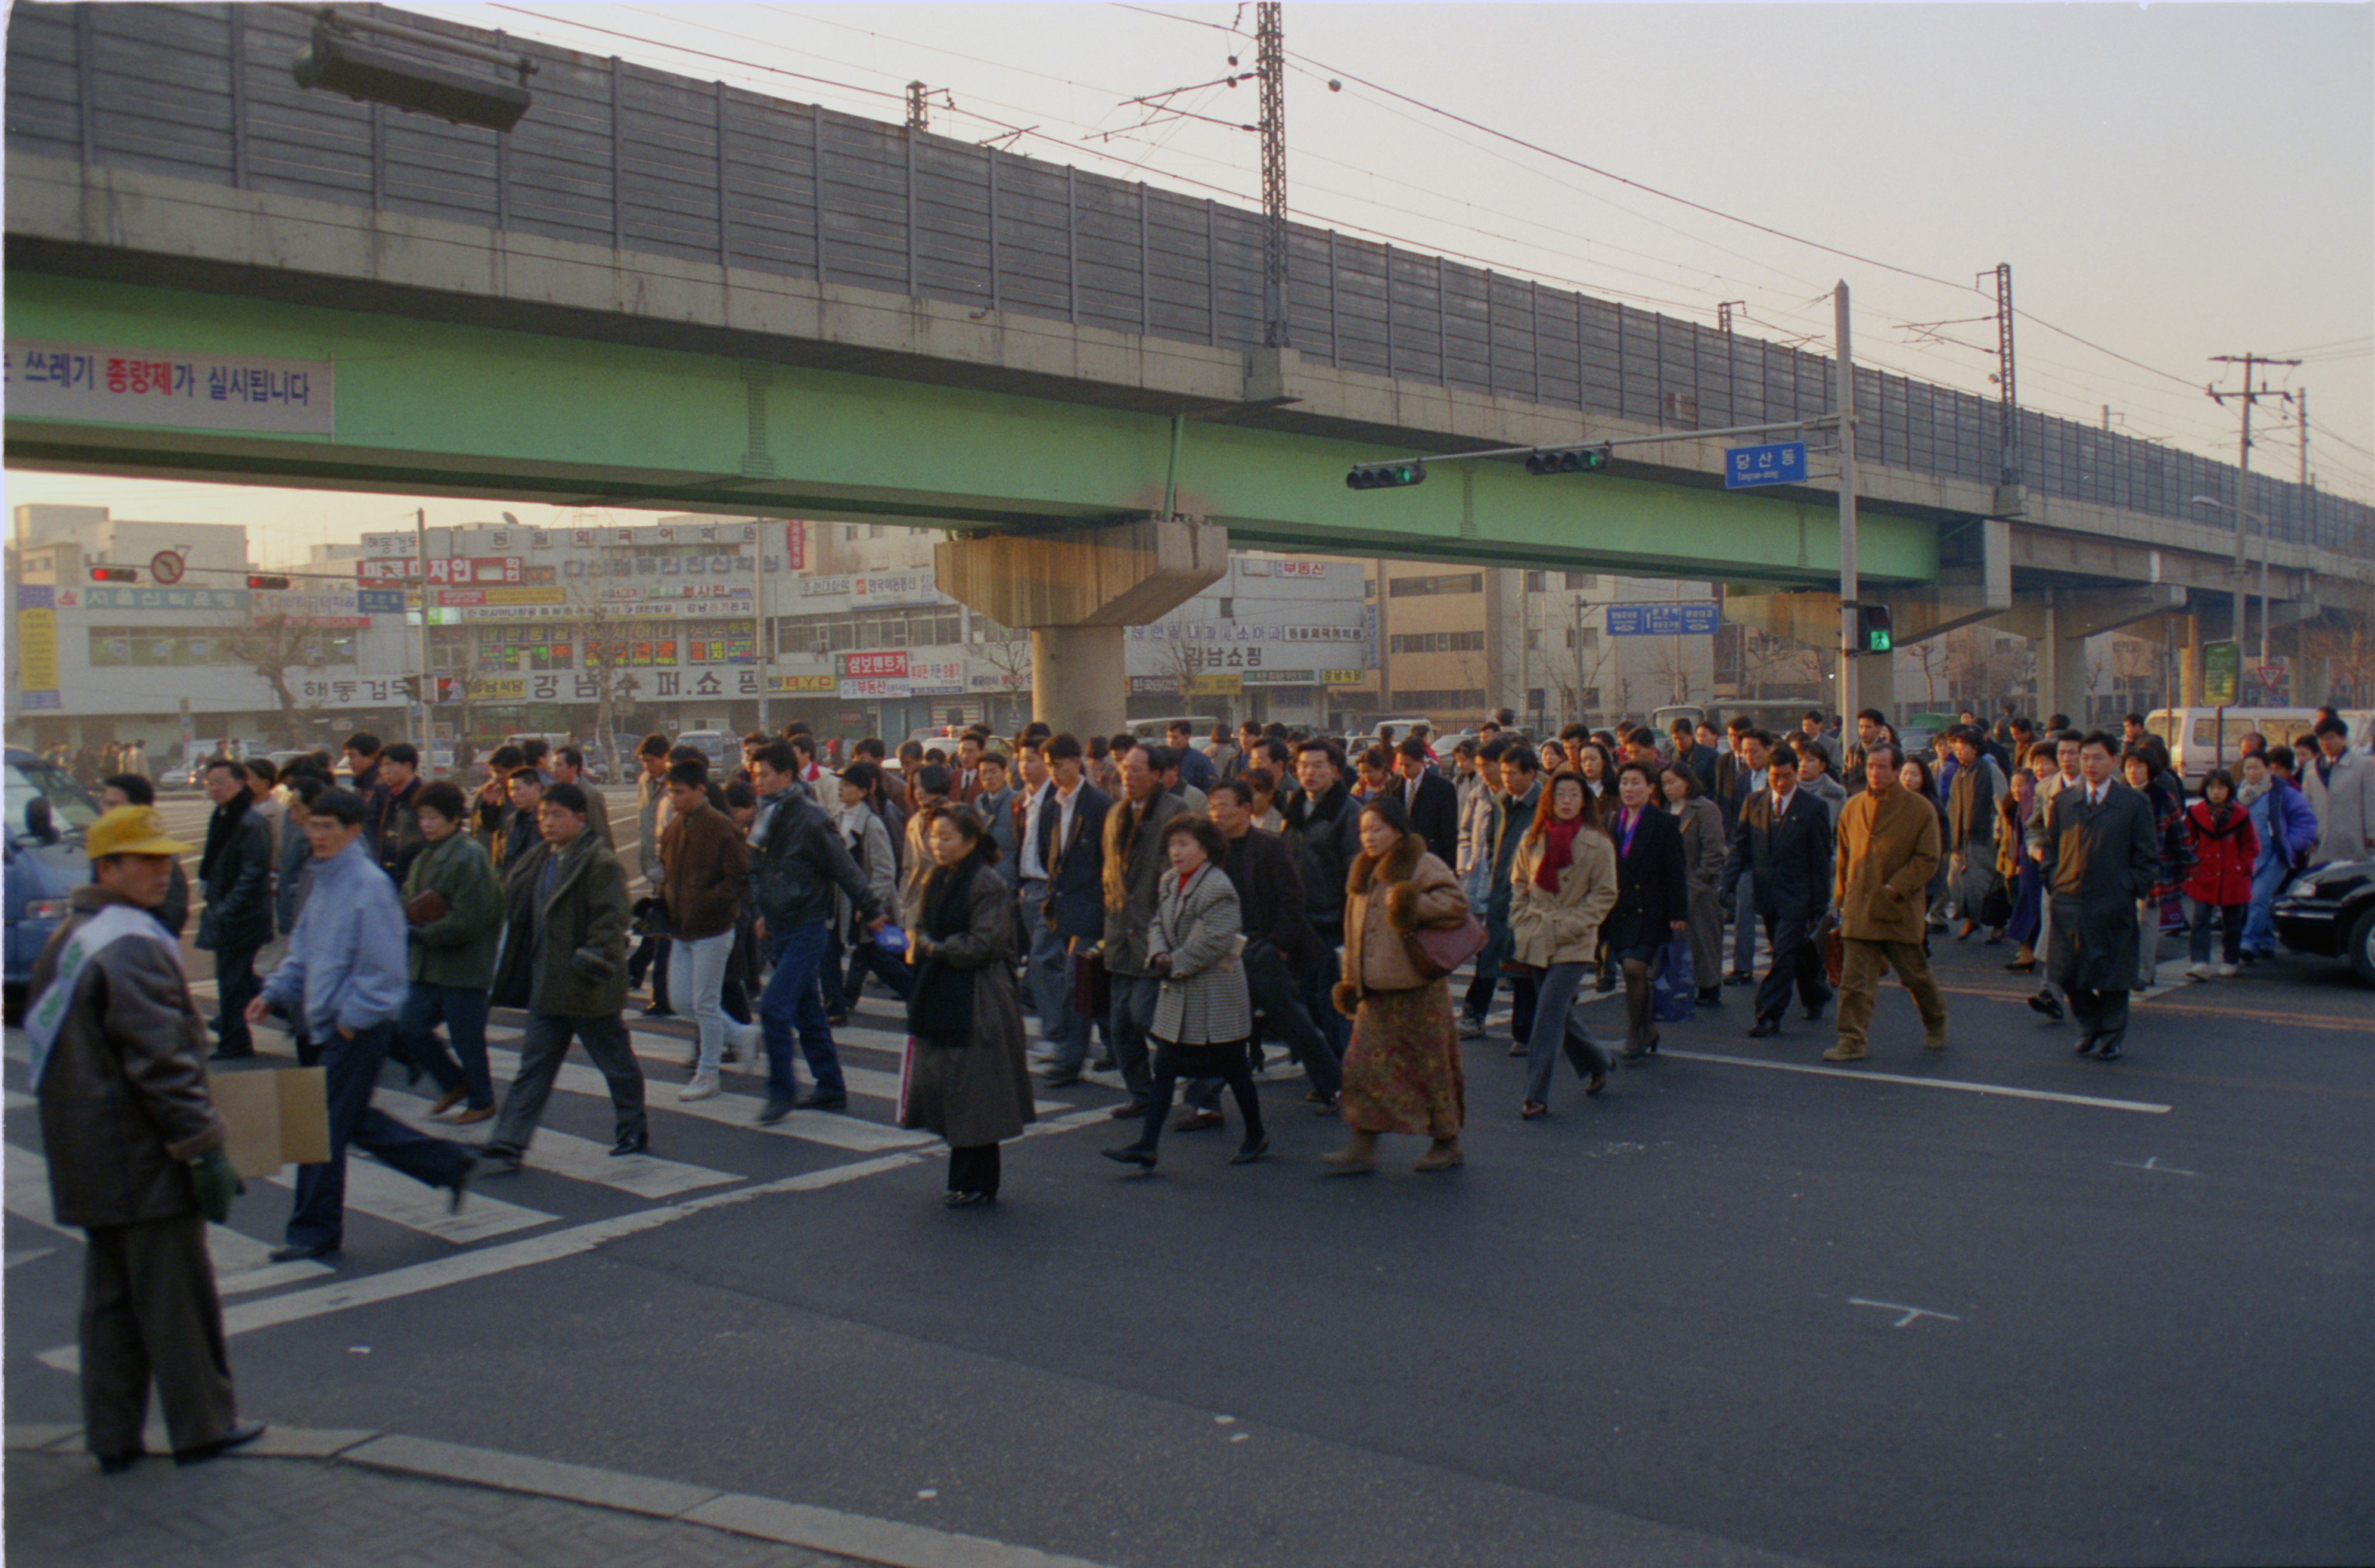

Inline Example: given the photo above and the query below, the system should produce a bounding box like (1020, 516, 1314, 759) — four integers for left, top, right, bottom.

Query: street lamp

(2187, 495, 2271, 661)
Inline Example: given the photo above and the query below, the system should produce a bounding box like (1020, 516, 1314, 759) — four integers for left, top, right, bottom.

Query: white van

(2144, 707, 2373, 782)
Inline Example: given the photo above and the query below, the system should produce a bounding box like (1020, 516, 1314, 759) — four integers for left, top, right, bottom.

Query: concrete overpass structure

(8, 2, 2368, 731)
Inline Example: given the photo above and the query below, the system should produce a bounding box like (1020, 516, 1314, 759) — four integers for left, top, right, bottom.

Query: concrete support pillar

(2177, 615, 2203, 708)
(1988, 586, 2185, 728)
(935, 517, 1228, 736)
(1029, 625, 1129, 740)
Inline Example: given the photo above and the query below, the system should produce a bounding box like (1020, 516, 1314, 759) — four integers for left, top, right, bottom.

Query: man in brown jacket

(1827, 743, 1949, 1061)
(660, 759, 753, 1101)
(27, 806, 264, 1473)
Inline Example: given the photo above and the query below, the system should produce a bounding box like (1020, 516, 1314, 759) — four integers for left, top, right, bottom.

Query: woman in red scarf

(1507, 771, 1619, 1117)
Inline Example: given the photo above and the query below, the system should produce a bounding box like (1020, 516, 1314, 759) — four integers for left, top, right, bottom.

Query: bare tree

(973, 616, 1033, 725)
(213, 611, 322, 747)
(1151, 632, 1204, 711)
(2296, 604, 2375, 708)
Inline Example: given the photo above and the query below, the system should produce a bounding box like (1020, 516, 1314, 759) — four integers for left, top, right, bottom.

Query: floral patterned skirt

(1342, 982, 1465, 1139)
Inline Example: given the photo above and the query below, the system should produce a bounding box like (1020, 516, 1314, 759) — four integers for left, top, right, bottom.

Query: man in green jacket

(397, 781, 504, 1123)
(480, 782, 646, 1169)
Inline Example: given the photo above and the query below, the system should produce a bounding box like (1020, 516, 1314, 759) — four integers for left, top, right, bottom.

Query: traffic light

(1524, 447, 1610, 476)
(1347, 459, 1426, 491)
(1856, 603, 1894, 655)
(89, 566, 136, 583)
(398, 675, 421, 701)
(246, 575, 293, 590)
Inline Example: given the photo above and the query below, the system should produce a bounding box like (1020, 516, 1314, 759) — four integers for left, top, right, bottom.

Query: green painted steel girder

(6, 274, 1937, 584)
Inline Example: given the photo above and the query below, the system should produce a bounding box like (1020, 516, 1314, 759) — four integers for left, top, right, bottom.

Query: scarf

(1536, 816, 1584, 892)
(2237, 774, 2271, 806)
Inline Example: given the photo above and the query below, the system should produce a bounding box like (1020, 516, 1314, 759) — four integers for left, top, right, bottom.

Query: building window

(1564, 572, 1598, 590)
(1387, 572, 1485, 598)
(1525, 570, 1545, 592)
(1389, 630, 1485, 654)
(1390, 687, 1489, 710)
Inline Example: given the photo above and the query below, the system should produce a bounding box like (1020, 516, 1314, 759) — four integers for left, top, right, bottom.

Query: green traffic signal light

(1347, 460, 1427, 490)
(1524, 447, 1610, 476)
(1856, 603, 1893, 654)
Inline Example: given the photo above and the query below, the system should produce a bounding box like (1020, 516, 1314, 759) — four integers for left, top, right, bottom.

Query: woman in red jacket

(2180, 769, 2259, 981)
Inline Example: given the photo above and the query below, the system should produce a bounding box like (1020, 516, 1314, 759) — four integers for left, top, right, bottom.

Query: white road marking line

(265, 1157, 554, 1245)
(381, 1100, 737, 1200)
(6, 1088, 36, 1111)
(36, 1153, 928, 1367)
(8, 1247, 57, 1269)
(9, 1142, 335, 1293)
(1654, 1048, 2172, 1113)
(1849, 1297, 1962, 1328)
(2113, 1154, 2199, 1175)
(620, 1027, 1067, 1115)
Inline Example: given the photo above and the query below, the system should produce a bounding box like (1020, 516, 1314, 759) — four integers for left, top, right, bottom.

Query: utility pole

(1835, 282, 1861, 725)
(413, 506, 433, 754)
(2209, 353, 2299, 667)
(2298, 387, 2310, 489)
(1989, 263, 2019, 489)
(1256, 1, 1289, 349)
(752, 520, 769, 737)
(905, 80, 929, 132)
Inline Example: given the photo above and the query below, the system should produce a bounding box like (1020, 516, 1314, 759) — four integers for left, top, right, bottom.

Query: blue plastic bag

(1650, 936, 1696, 1023)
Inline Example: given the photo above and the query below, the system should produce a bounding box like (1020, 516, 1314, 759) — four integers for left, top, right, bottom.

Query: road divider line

(1654, 1048, 2172, 1113)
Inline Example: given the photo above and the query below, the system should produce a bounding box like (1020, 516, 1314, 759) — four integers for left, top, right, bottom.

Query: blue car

(4, 747, 102, 1022)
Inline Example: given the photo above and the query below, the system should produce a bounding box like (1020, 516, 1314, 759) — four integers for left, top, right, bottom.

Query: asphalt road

(8, 790, 2370, 1566)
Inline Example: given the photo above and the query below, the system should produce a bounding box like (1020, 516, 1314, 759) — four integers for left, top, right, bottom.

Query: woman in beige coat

(1328, 796, 1473, 1173)
(1507, 771, 1620, 1116)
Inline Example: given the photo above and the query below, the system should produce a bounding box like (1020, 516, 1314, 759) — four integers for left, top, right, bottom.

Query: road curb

(6, 1423, 1114, 1568)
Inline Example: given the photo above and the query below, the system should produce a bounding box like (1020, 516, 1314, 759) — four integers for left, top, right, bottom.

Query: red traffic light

(246, 575, 293, 590)
(89, 566, 137, 583)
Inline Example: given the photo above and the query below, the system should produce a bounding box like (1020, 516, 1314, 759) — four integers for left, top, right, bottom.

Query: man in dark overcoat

(1724, 748, 1835, 1038)
(2039, 731, 2162, 1060)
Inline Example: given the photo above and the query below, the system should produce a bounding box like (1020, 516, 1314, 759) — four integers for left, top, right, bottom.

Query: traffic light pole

(414, 507, 434, 754)
(1834, 281, 1861, 728)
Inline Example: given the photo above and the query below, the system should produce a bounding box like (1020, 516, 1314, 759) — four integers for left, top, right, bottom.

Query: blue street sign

(358, 588, 407, 614)
(1725, 440, 1808, 489)
(1606, 602, 1721, 637)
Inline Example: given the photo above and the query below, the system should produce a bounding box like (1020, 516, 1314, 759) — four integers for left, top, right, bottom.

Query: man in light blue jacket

(250, 789, 474, 1263)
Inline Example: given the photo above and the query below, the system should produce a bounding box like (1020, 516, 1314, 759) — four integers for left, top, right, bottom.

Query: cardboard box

(210, 1066, 330, 1179)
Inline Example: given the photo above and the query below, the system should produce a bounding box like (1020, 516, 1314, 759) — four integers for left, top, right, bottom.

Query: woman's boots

(1619, 959, 1659, 1060)
(1321, 1129, 1379, 1172)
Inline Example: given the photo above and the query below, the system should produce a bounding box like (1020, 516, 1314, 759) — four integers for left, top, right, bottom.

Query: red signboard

(843, 649, 908, 679)
(353, 555, 523, 584)
(786, 520, 806, 571)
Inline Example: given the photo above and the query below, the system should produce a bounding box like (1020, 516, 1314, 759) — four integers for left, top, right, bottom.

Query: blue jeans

(286, 1020, 473, 1253)
(2185, 896, 2244, 965)
(669, 929, 737, 1074)
(397, 982, 494, 1111)
(761, 920, 842, 1101)
(2242, 856, 2289, 955)
(1026, 888, 1091, 1071)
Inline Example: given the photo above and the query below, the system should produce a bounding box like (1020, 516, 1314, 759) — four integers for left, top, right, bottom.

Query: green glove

(188, 1149, 243, 1225)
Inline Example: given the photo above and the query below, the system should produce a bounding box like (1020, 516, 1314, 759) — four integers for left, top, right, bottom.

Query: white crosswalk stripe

(378, 1098, 736, 1200)
(5, 1141, 336, 1294)
(261, 1156, 554, 1246)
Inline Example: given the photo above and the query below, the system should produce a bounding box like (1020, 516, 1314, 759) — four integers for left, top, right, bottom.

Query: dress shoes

(1696, 986, 1724, 1006)
(1041, 1067, 1084, 1087)
(609, 1131, 650, 1157)
(1228, 1137, 1269, 1165)
(756, 1096, 797, 1125)
(266, 1242, 338, 1265)
(172, 1421, 266, 1467)
(454, 1106, 496, 1125)
(96, 1450, 144, 1476)
(943, 1190, 995, 1207)
(1725, 971, 1756, 986)
(446, 1155, 476, 1213)
(2093, 1039, 2123, 1061)
(1107, 1098, 1150, 1120)
(2028, 989, 2065, 1022)
(429, 1086, 467, 1116)
(795, 1092, 848, 1111)
(1172, 1109, 1225, 1133)
(1101, 1145, 1157, 1169)
(2072, 1034, 2098, 1057)
(641, 1002, 675, 1018)
(1747, 1017, 1782, 1038)
(1803, 1000, 1828, 1023)
(474, 1147, 524, 1176)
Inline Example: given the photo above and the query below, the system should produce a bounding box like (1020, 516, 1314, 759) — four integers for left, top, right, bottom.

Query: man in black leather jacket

(749, 741, 884, 1123)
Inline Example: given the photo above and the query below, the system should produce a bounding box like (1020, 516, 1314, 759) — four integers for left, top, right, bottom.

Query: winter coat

(1603, 805, 1690, 953)
(493, 831, 631, 1017)
(29, 886, 226, 1228)
(833, 800, 899, 940)
(1454, 769, 1495, 881)
(375, 777, 427, 885)
(1100, 788, 1187, 977)
(660, 800, 751, 942)
(2040, 780, 2160, 993)
(1507, 824, 1619, 968)
(750, 788, 880, 933)
(402, 830, 502, 991)
(2181, 800, 2259, 908)
(2247, 778, 2318, 876)
(1149, 861, 1253, 1046)
(1281, 779, 1364, 938)
(195, 799, 274, 953)
(1723, 787, 1836, 923)
(1035, 780, 1112, 942)
(260, 837, 409, 1041)
(2303, 747, 2375, 865)
(897, 857, 1035, 1148)
(1337, 836, 1469, 1002)
(1834, 784, 1944, 946)
(1218, 825, 1328, 971)
(1670, 796, 1727, 895)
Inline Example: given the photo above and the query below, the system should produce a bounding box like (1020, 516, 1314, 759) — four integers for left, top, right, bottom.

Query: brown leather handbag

(1406, 914, 1488, 982)
(403, 888, 451, 927)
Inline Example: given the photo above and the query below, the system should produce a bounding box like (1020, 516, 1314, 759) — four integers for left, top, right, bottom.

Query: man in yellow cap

(25, 805, 264, 1474)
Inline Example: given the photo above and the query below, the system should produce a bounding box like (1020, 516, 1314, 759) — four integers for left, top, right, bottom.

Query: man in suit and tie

(1393, 738, 1461, 867)
(2040, 731, 2162, 1061)
(1032, 735, 1112, 1086)
(1724, 747, 1836, 1038)
(951, 732, 986, 803)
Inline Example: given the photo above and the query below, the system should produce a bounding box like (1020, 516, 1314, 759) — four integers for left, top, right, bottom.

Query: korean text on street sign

(7, 340, 335, 436)
(2203, 640, 2240, 707)
(1724, 442, 1808, 489)
(1606, 603, 1721, 636)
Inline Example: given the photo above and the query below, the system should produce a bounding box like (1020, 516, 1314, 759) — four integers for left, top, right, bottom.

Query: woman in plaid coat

(1104, 815, 1265, 1170)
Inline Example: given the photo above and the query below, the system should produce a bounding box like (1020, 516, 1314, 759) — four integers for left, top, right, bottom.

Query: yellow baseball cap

(86, 805, 193, 859)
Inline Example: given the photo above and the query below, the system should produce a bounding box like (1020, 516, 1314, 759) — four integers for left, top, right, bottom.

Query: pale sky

(8, 1, 2370, 553)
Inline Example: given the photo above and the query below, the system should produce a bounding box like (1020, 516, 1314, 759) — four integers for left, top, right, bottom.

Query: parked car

(674, 729, 741, 773)
(2272, 856, 2375, 988)
(4, 748, 103, 1023)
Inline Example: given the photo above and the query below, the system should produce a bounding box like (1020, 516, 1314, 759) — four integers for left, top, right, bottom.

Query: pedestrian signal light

(246, 575, 293, 589)
(1523, 447, 1611, 476)
(1856, 603, 1894, 655)
(398, 675, 422, 701)
(89, 566, 137, 583)
(1346, 460, 1426, 491)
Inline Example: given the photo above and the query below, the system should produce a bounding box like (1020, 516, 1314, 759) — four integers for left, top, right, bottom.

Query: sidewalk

(4, 1426, 1107, 1568)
